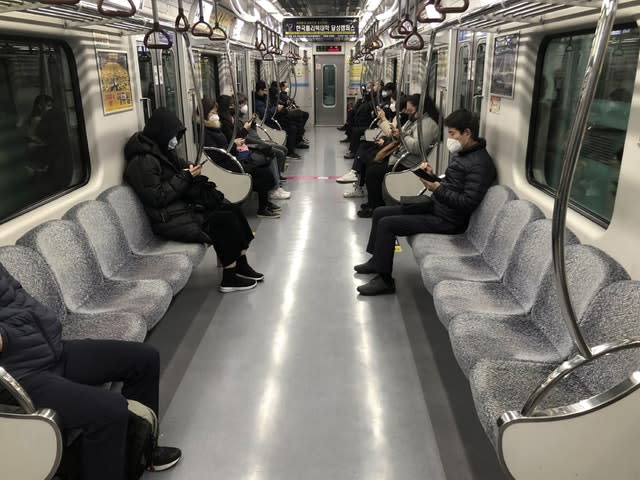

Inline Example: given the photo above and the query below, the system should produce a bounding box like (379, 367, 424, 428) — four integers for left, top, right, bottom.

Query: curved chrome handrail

(0, 367, 35, 414)
(550, 0, 617, 359)
(202, 146, 245, 173)
(521, 338, 640, 416)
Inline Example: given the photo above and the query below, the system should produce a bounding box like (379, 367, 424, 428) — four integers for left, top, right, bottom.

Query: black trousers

(364, 161, 408, 210)
(349, 126, 367, 154)
(203, 203, 254, 266)
(366, 205, 458, 274)
(0, 340, 159, 480)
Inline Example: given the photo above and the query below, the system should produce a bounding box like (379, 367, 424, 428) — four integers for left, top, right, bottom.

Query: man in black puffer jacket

(355, 109, 497, 295)
(124, 108, 263, 293)
(0, 264, 181, 479)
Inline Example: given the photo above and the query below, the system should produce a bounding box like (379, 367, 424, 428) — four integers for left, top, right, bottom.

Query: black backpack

(126, 400, 158, 479)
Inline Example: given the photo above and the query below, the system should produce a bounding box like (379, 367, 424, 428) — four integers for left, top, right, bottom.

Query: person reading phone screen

(354, 109, 496, 296)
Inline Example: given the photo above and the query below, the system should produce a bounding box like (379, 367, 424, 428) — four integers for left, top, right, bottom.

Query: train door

(314, 54, 344, 126)
(453, 31, 487, 113)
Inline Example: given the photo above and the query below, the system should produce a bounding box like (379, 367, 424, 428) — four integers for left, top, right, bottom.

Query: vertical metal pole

(225, 40, 239, 152)
(417, 31, 437, 163)
(182, 33, 204, 163)
(552, 0, 617, 359)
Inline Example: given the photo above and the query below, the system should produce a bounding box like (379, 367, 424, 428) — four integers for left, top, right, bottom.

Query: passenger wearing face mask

(355, 109, 496, 296)
(124, 107, 264, 292)
(279, 81, 310, 139)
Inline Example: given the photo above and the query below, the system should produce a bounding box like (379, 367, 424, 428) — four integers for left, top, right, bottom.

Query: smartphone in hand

(411, 167, 440, 183)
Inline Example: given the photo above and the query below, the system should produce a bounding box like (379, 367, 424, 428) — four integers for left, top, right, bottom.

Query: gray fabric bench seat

(469, 281, 640, 448)
(409, 185, 517, 261)
(98, 185, 207, 266)
(0, 246, 146, 342)
(17, 220, 172, 330)
(64, 201, 192, 295)
(433, 220, 579, 329)
(421, 200, 544, 292)
(448, 245, 630, 376)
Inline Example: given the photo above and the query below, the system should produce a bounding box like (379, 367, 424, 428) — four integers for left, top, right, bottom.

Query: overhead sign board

(283, 17, 358, 42)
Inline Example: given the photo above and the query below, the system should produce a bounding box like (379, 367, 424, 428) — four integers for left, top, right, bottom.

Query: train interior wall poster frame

(490, 33, 519, 99)
(95, 49, 134, 115)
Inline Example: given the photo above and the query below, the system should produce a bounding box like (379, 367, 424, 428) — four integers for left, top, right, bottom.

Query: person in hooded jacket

(355, 109, 496, 296)
(124, 107, 263, 293)
(0, 264, 182, 479)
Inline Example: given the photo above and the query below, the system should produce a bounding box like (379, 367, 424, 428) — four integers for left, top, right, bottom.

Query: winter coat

(431, 139, 496, 230)
(0, 265, 63, 383)
(124, 108, 220, 244)
(392, 116, 441, 169)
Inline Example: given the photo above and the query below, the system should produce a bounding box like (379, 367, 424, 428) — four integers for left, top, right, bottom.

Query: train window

(455, 44, 470, 109)
(0, 37, 89, 224)
(199, 53, 220, 101)
(528, 25, 639, 225)
(322, 64, 336, 106)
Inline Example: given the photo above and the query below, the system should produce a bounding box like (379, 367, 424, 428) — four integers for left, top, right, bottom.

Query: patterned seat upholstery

(469, 281, 640, 448)
(421, 200, 544, 292)
(433, 220, 579, 329)
(0, 245, 146, 342)
(409, 185, 517, 261)
(17, 220, 172, 330)
(98, 185, 207, 266)
(449, 245, 630, 376)
(64, 201, 192, 295)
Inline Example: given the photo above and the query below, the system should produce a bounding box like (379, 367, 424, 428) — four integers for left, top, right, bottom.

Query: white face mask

(381, 91, 389, 98)
(447, 138, 463, 154)
(284, 88, 289, 93)
(240, 104, 249, 115)
(168, 136, 179, 150)
(390, 103, 396, 113)
(208, 113, 220, 122)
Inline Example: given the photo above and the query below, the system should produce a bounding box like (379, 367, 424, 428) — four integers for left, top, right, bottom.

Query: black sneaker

(147, 446, 182, 472)
(236, 264, 265, 282)
(339, 137, 350, 143)
(257, 208, 281, 219)
(267, 201, 282, 211)
(343, 152, 355, 159)
(357, 275, 396, 296)
(354, 261, 377, 274)
(219, 274, 257, 293)
(337, 125, 347, 131)
(357, 207, 373, 218)
(287, 152, 302, 159)
(296, 142, 309, 149)
(360, 202, 369, 209)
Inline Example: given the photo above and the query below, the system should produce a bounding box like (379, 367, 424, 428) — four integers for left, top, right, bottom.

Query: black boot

(219, 267, 257, 293)
(236, 255, 265, 281)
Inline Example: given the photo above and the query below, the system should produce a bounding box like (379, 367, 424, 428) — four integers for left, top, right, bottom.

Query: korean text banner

(283, 17, 358, 41)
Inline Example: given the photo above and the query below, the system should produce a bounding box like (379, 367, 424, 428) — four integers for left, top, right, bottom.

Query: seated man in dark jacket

(124, 108, 263, 293)
(0, 265, 180, 479)
(355, 109, 497, 295)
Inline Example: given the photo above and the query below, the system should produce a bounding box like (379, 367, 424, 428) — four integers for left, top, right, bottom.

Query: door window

(322, 64, 336, 107)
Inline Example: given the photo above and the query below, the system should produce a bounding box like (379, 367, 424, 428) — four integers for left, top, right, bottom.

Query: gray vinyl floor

(144, 127, 505, 480)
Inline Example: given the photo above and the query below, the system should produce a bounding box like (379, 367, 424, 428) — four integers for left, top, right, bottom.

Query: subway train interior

(1, 0, 640, 478)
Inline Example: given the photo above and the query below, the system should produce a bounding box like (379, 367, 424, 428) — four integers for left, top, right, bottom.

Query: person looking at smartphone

(124, 107, 263, 293)
(354, 109, 496, 295)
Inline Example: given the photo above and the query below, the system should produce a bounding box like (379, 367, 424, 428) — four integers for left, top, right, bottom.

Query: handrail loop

(144, 0, 172, 50)
(191, 0, 214, 38)
(209, 0, 228, 41)
(418, 0, 446, 23)
(174, 0, 189, 33)
(550, 0, 617, 360)
(97, 0, 136, 17)
(435, 0, 470, 14)
(403, 3, 425, 51)
(398, 0, 414, 35)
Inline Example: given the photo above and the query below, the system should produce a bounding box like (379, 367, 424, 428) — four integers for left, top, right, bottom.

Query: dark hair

(406, 94, 440, 123)
(279, 81, 287, 88)
(255, 80, 267, 91)
(444, 109, 479, 140)
(31, 94, 54, 117)
(217, 95, 233, 119)
(202, 97, 217, 117)
(397, 95, 408, 112)
(237, 93, 247, 105)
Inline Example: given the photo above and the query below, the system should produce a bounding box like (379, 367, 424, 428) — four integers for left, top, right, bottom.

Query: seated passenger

(0, 264, 181, 479)
(360, 93, 441, 217)
(279, 81, 310, 140)
(255, 81, 300, 159)
(355, 109, 496, 295)
(124, 107, 263, 292)
(214, 96, 280, 218)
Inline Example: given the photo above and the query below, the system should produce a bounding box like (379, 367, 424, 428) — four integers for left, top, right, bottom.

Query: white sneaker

(344, 184, 365, 198)
(336, 169, 358, 184)
(269, 187, 291, 200)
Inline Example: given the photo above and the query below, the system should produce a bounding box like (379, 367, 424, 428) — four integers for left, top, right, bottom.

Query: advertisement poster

(490, 33, 519, 98)
(96, 49, 133, 115)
